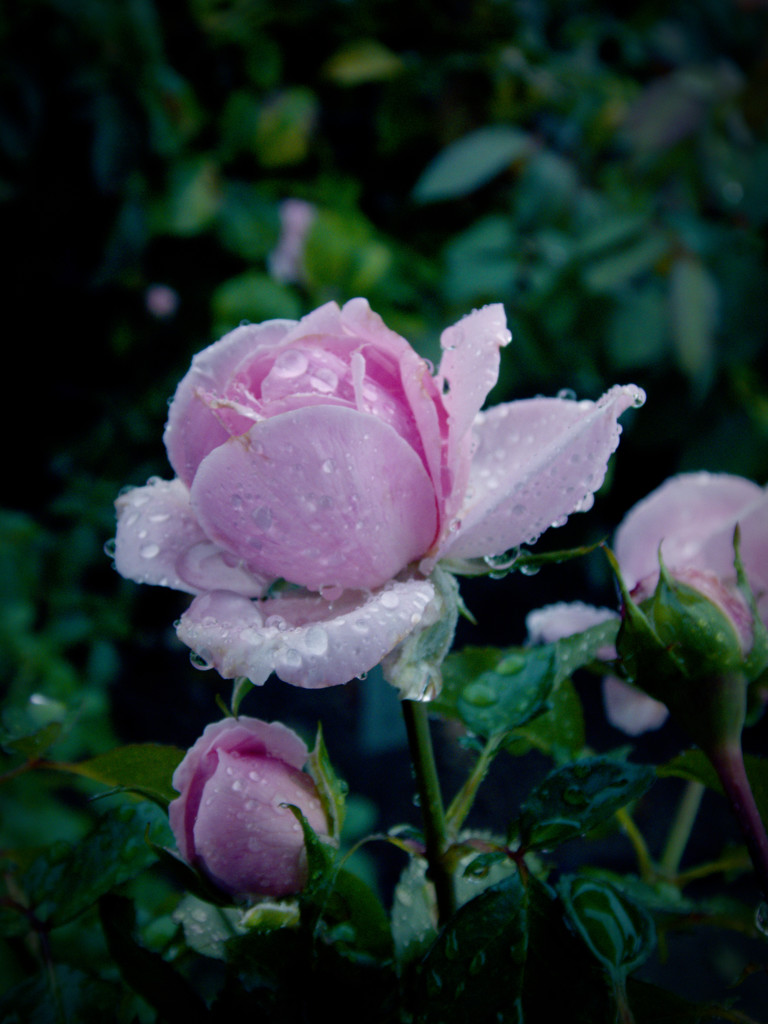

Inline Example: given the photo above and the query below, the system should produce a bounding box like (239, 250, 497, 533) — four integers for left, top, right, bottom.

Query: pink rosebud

(526, 472, 768, 735)
(113, 298, 643, 688)
(168, 717, 328, 899)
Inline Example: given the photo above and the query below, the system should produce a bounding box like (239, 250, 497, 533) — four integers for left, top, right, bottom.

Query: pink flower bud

(168, 717, 328, 899)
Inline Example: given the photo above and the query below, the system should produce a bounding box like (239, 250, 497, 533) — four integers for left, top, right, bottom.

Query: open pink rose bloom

(169, 717, 328, 898)
(527, 472, 768, 734)
(114, 298, 644, 689)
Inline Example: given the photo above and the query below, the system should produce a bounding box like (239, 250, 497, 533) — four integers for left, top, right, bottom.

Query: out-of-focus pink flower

(113, 298, 643, 689)
(145, 284, 180, 319)
(268, 199, 316, 284)
(526, 472, 768, 734)
(168, 717, 328, 899)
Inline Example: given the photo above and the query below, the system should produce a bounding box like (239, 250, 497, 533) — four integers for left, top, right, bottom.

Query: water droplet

(380, 590, 400, 609)
(251, 506, 273, 530)
(321, 458, 336, 474)
(103, 538, 117, 558)
(189, 651, 212, 671)
(320, 583, 344, 602)
(272, 348, 308, 378)
(557, 388, 577, 401)
(303, 625, 329, 655)
(140, 543, 160, 559)
(497, 653, 526, 675)
(463, 681, 497, 707)
(563, 785, 587, 806)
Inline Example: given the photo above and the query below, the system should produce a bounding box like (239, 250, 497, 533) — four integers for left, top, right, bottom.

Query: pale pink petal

(190, 405, 438, 592)
(176, 578, 436, 688)
(164, 319, 296, 486)
(438, 303, 511, 465)
(434, 384, 645, 563)
(602, 676, 669, 735)
(113, 477, 266, 597)
(429, 304, 511, 528)
(526, 602, 618, 647)
(614, 472, 766, 591)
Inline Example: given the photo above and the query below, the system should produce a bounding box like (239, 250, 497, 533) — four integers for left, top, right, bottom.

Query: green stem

(660, 780, 705, 878)
(401, 699, 456, 927)
(615, 807, 655, 882)
(709, 743, 768, 900)
(445, 733, 504, 837)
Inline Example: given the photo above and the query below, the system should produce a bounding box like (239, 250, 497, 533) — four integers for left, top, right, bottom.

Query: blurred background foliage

(2, 0, 768, 1007)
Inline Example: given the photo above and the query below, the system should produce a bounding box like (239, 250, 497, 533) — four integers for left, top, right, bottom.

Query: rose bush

(527, 472, 768, 734)
(168, 716, 328, 899)
(113, 298, 643, 688)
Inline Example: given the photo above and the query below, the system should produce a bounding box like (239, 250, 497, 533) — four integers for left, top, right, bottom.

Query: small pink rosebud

(168, 717, 329, 899)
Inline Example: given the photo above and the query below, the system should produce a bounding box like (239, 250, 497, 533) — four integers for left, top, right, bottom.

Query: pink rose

(168, 717, 328, 899)
(113, 298, 643, 688)
(526, 472, 768, 734)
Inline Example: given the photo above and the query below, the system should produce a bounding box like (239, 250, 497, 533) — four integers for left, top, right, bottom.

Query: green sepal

(307, 722, 347, 842)
(382, 566, 460, 700)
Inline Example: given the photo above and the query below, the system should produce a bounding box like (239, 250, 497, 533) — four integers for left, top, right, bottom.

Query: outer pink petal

(113, 477, 266, 597)
(164, 319, 296, 486)
(614, 472, 767, 596)
(176, 578, 436, 688)
(602, 677, 669, 735)
(190, 405, 438, 592)
(434, 384, 645, 563)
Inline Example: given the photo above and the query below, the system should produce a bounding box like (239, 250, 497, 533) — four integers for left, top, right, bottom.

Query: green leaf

(410, 872, 528, 1024)
(323, 39, 404, 85)
(459, 647, 557, 738)
(212, 270, 302, 335)
(413, 126, 533, 204)
(516, 756, 656, 851)
(510, 676, 586, 762)
(582, 231, 668, 292)
(255, 87, 317, 167)
(22, 801, 171, 926)
(558, 873, 656, 977)
(4, 721, 63, 760)
(99, 893, 210, 1021)
(0, 965, 121, 1024)
(669, 255, 718, 387)
(52, 743, 184, 806)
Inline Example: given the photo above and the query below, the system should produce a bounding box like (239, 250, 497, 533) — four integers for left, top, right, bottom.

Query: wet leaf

(516, 756, 656, 850)
(52, 743, 184, 807)
(413, 126, 533, 203)
(410, 872, 528, 1024)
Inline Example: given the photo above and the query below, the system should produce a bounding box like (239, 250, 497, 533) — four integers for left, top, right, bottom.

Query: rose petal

(526, 602, 618, 646)
(434, 384, 645, 562)
(615, 472, 768, 601)
(176, 577, 436, 688)
(438, 303, 510, 471)
(165, 319, 296, 486)
(113, 477, 266, 597)
(190, 405, 438, 592)
(602, 677, 669, 735)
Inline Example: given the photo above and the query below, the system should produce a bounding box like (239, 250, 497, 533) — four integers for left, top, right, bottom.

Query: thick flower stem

(708, 742, 768, 900)
(401, 699, 457, 928)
